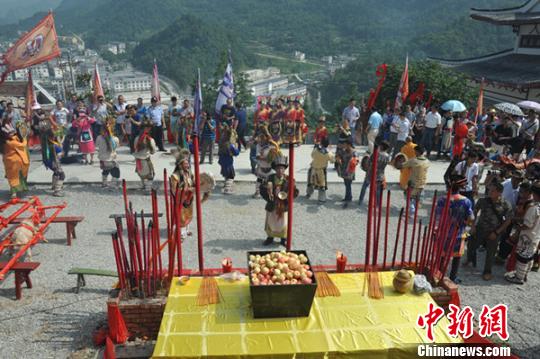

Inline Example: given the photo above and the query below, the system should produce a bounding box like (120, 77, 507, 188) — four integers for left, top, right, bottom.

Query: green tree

(377, 60, 477, 111)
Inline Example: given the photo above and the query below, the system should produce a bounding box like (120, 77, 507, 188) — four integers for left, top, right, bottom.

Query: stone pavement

(16, 143, 455, 186)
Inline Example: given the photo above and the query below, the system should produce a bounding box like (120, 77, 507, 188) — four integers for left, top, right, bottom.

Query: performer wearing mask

(253, 127, 280, 198)
(306, 137, 334, 203)
(133, 120, 157, 191)
(95, 120, 120, 188)
(261, 156, 298, 246)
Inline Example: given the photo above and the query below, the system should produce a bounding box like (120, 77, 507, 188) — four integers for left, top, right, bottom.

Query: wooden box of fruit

(247, 250, 318, 318)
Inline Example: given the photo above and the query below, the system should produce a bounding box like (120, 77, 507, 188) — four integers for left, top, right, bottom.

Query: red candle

(336, 252, 347, 273)
(222, 258, 232, 273)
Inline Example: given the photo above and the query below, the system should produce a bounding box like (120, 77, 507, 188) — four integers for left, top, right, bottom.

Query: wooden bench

(68, 267, 118, 293)
(0, 261, 40, 300)
(12, 216, 85, 246)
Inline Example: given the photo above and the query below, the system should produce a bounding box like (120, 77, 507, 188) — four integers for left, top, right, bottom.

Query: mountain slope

(131, 15, 255, 90)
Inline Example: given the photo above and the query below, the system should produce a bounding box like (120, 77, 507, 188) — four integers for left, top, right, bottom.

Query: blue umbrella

(441, 100, 467, 112)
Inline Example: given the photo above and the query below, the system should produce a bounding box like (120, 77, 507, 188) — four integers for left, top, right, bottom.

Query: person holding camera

(199, 112, 216, 164)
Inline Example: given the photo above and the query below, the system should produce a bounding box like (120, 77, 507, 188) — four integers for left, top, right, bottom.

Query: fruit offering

(249, 251, 313, 286)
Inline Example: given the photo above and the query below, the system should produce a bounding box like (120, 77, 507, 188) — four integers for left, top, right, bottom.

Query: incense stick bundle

(196, 277, 221, 305)
(315, 272, 340, 297)
(365, 271, 384, 299)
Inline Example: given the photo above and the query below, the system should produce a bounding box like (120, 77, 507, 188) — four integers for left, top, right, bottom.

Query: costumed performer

(261, 155, 298, 246)
(306, 137, 334, 203)
(253, 126, 280, 198)
(218, 124, 240, 194)
(505, 181, 540, 284)
(1, 117, 29, 198)
(96, 120, 120, 188)
(434, 175, 474, 283)
(34, 112, 65, 197)
(133, 120, 157, 191)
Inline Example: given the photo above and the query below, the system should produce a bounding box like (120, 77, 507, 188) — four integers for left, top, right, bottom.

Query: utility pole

(67, 50, 77, 94)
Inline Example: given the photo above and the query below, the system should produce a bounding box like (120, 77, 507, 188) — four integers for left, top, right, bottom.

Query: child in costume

(336, 139, 358, 208)
(72, 113, 96, 165)
(133, 120, 157, 191)
(505, 182, 540, 284)
(313, 116, 328, 145)
(218, 124, 240, 194)
(260, 155, 298, 246)
(306, 137, 334, 203)
(253, 126, 280, 198)
(96, 121, 120, 188)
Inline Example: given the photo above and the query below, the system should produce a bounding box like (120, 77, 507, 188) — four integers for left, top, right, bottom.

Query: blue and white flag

(193, 68, 203, 136)
(215, 53, 234, 115)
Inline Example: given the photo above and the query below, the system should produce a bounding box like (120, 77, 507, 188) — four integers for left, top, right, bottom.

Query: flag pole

(286, 141, 295, 251)
(193, 68, 204, 274)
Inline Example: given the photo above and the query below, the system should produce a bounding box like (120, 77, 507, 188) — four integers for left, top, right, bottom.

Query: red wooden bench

(0, 261, 40, 300)
(11, 216, 84, 246)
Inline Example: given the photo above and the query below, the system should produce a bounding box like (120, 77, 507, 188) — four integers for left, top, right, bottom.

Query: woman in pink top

(73, 113, 96, 164)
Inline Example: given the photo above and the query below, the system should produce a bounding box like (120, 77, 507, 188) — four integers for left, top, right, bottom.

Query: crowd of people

(1, 94, 539, 285)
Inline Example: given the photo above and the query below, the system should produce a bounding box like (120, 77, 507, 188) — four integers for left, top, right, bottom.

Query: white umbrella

(494, 102, 525, 116)
(517, 100, 540, 112)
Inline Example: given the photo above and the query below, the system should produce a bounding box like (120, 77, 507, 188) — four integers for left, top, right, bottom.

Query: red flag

(474, 79, 484, 124)
(425, 92, 433, 109)
(407, 82, 425, 106)
(25, 70, 38, 120)
(394, 56, 409, 110)
(0, 12, 61, 84)
(151, 59, 161, 102)
(92, 63, 104, 104)
(367, 63, 387, 110)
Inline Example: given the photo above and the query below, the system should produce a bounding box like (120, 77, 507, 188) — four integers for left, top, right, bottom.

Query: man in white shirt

(454, 152, 480, 207)
(501, 171, 524, 210)
(422, 105, 441, 158)
(147, 96, 165, 151)
(51, 100, 70, 143)
(518, 111, 539, 155)
(342, 98, 360, 135)
(395, 112, 411, 156)
(168, 96, 182, 144)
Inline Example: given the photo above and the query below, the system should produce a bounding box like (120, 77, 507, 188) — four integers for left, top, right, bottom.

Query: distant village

(0, 34, 355, 109)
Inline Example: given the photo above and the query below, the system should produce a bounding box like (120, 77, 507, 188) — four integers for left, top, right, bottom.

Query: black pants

(343, 179, 353, 201)
(237, 126, 247, 151)
(467, 232, 499, 274)
(102, 166, 120, 178)
(497, 227, 514, 259)
(152, 125, 165, 151)
(200, 138, 213, 163)
(449, 257, 461, 281)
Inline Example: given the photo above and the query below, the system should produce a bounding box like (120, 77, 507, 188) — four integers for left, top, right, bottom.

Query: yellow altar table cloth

(153, 272, 461, 358)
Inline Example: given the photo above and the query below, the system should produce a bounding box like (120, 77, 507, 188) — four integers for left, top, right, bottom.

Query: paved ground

(22, 143, 454, 184)
(0, 181, 538, 358)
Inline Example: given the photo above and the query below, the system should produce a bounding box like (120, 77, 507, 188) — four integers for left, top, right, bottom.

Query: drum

(200, 172, 216, 193)
(360, 155, 370, 172)
(393, 152, 408, 170)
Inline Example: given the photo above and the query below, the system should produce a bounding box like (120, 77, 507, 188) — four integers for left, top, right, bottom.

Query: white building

(249, 76, 288, 97)
(294, 51, 306, 61)
(243, 67, 281, 82)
